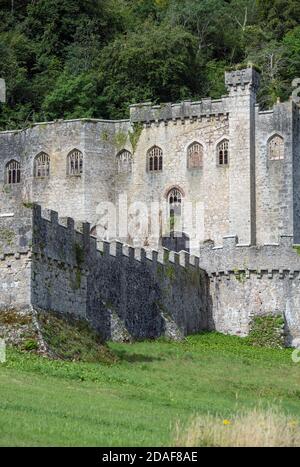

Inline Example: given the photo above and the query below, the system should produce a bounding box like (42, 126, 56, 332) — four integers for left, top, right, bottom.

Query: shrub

(23, 339, 39, 351)
(247, 315, 285, 348)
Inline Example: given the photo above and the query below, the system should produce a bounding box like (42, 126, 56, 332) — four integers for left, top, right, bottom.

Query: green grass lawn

(0, 333, 299, 447)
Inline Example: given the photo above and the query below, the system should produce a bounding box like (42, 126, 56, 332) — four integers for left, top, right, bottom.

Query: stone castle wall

(1, 203, 300, 345)
(0, 68, 298, 252)
(197, 235, 300, 346)
(30, 205, 209, 341)
(1, 67, 300, 346)
(0, 204, 32, 310)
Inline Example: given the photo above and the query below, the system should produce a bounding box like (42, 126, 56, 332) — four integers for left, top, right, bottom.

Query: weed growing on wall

(247, 315, 285, 349)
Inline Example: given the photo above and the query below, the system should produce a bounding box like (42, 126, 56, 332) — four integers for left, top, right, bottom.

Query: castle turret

(225, 67, 261, 245)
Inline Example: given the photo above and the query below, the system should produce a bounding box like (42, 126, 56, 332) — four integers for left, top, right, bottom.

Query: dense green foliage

(0, 333, 299, 446)
(0, 0, 299, 129)
(248, 315, 285, 349)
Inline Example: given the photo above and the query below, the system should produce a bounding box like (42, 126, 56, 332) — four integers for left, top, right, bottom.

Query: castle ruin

(1, 68, 300, 347)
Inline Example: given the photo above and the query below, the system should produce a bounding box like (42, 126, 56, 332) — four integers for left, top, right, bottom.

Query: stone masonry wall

(1, 67, 299, 251)
(31, 205, 210, 341)
(1, 203, 300, 345)
(198, 235, 300, 346)
(255, 102, 294, 245)
(0, 205, 32, 310)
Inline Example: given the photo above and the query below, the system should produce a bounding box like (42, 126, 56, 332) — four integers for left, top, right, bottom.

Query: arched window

(268, 135, 284, 160)
(116, 150, 132, 173)
(168, 188, 182, 220)
(187, 142, 203, 169)
(34, 152, 50, 178)
(67, 149, 83, 176)
(6, 160, 20, 184)
(147, 146, 163, 172)
(217, 140, 229, 166)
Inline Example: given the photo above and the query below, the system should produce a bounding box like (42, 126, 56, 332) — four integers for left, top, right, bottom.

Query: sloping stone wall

(30, 205, 210, 341)
(1, 203, 300, 346)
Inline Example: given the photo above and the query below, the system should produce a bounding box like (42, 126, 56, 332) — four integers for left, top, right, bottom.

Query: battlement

(32, 205, 203, 271)
(28, 205, 300, 289)
(2, 204, 300, 345)
(129, 67, 261, 124)
(2, 204, 300, 279)
(28, 204, 209, 341)
(130, 99, 229, 124)
(225, 67, 261, 93)
(198, 234, 300, 275)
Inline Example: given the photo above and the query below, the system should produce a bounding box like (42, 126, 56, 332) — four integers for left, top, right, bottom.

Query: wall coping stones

(130, 99, 230, 124)
(32, 205, 300, 274)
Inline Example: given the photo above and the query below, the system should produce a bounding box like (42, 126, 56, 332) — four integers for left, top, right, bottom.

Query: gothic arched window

(168, 188, 183, 231)
(147, 146, 163, 172)
(116, 149, 133, 173)
(34, 152, 50, 178)
(268, 135, 284, 160)
(187, 142, 203, 169)
(67, 149, 83, 176)
(217, 139, 229, 166)
(6, 160, 20, 184)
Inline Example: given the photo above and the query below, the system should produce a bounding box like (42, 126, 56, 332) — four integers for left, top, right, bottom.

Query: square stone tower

(225, 67, 260, 245)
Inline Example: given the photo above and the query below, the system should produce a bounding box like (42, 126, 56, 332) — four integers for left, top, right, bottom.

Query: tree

(257, 0, 300, 39)
(94, 23, 200, 119)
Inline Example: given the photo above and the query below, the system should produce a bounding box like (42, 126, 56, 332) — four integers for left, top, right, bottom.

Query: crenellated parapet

(3, 204, 300, 281)
(28, 204, 209, 341)
(129, 99, 229, 125)
(198, 234, 300, 277)
(3, 203, 300, 346)
(31, 204, 204, 272)
(225, 67, 261, 94)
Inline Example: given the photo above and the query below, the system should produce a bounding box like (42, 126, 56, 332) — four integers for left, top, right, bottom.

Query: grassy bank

(0, 333, 299, 446)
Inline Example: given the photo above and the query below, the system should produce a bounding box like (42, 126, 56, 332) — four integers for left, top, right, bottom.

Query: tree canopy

(0, 0, 299, 129)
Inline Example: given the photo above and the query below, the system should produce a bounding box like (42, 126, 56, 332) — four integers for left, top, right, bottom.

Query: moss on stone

(0, 228, 15, 248)
(101, 130, 110, 142)
(225, 63, 262, 73)
(74, 243, 84, 266)
(72, 243, 85, 289)
(165, 264, 175, 282)
(114, 131, 128, 150)
(234, 268, 246, 284)
(186, 268, 201, 286)
(23, 202, 34, 209)
(293, 245, 300, 256)
(129, 123, 143, 153)
(163, 250, 169, 263)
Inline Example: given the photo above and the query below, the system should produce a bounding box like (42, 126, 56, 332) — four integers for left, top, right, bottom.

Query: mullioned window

(187, 142, 203, 169)
(147, 146, 163, 172)
(6, 160, 20, 184)
(217, 140, 229, 166)
(116, 150, 133, 173)
(34, 152, 50, 178)
(268, 135, 284, 160)
(67, 149, 83, 176)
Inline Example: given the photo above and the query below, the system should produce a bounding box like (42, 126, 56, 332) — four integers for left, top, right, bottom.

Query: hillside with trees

(0, 0, 300, 129)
